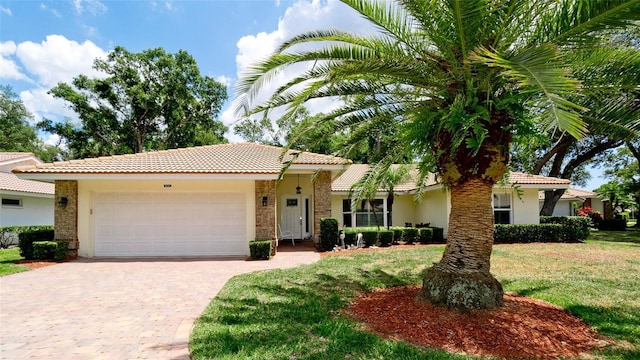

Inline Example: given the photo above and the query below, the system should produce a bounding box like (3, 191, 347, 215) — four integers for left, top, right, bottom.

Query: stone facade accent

(313, 171, 332, 240)
(54, 180, 78, 256)
(255, 180, 277, 241)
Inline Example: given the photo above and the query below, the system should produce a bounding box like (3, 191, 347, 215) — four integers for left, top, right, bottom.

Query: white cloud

(0, 41, 30, 82)
(72, 0, 108, 16)
(1, 6, 12, 16)
(227, 0, 375, 139)
(215, 75, 233, 87)
(15, 35, 107, 87)
(20, 87, 80, 125)
(43, 133, 62, 146)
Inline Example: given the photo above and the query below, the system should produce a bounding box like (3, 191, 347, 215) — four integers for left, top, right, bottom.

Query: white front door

(281, 195, 310, 239)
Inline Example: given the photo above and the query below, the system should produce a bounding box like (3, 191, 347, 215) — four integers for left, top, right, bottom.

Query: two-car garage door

(94, 192, 247, 257)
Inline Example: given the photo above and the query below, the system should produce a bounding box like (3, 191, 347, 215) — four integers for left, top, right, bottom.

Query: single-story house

(538, 188, 606, 216)
(331, 164, 571, 236)
(14, 143, 571, 258)
(1, 152, 54, 227)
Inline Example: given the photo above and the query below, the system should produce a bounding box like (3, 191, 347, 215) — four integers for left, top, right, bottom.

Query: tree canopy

(236, 0, 640, 310)
(40, 46, 228, 158)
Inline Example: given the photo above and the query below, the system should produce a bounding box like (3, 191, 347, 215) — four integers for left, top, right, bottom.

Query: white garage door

(94, 192, 247, 257)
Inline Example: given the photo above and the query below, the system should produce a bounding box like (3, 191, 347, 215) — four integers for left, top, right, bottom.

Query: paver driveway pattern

(0, 245, 320, 359)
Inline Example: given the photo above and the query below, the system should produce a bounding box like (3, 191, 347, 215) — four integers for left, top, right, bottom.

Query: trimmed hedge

(249, 240, 272, 260)
(320, 218, 339, 251)
(494, 224, 562, 244)
(540, 216, 590, 242)
(343, 229, 358, 246)
(431, 227, 444, 244)
(361, 230, 378, 247)
(33, 241, 67, 261)
(391, 227, 404, 244)
(18, 229, 55, 260)
(598, 219, 627, 231)
(0, 225, 54, 249)
(403, 228, 419, 244)
(418, 228, 433, 244)
(378, 230, 393, 247)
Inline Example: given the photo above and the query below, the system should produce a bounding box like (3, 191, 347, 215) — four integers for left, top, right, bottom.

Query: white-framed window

(1, 198, 22, 208)
(342, 198, 386, 228)
(493, 193, 512, 224)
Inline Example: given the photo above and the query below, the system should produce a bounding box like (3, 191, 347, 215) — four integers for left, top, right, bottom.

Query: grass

(0, 248, 28, 277)
(588, 227, 640, 244)
(191, 232, 640, 360)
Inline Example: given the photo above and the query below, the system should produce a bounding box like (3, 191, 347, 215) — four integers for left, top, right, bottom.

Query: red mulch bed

(347, 285, 612, 360)
(15, 259, 65, 269)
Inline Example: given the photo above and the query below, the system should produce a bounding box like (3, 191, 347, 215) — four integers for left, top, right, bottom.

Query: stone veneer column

(313, 171, 332, 241)
(54, 180, 78, 257)
(255, 180, 277, 241)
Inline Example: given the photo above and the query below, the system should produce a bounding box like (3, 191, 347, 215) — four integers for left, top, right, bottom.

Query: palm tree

(236, 0, 640, 310)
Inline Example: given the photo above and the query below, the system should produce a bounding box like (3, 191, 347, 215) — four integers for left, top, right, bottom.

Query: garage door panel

(94, 192, 247, 257)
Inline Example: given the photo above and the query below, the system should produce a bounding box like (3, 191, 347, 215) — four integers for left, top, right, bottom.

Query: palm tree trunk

(417, 177, 503, 310)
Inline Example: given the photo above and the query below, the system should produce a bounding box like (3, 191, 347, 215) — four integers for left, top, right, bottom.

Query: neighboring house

(332, 164, 571, 237)
(538, 188, 606, 217)
(0, 152, 55, 228)
(14, 143, 571, 258)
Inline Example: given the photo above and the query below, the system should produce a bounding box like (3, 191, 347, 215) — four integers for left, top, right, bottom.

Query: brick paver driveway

(0, 245, 319, 359)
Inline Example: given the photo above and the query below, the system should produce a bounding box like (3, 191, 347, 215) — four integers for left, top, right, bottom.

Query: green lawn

(589, 227, 640, 244)
(191, 233, 640, 360)
(0, 248, 28, 277)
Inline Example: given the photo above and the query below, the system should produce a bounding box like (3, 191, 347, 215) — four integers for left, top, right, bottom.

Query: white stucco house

(0, 152, 54, 227)
(538, 188, 606, 216)
(13, 143, 571, 258)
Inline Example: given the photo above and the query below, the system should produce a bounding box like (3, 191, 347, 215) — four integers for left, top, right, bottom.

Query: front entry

(280, 195, 311, 239)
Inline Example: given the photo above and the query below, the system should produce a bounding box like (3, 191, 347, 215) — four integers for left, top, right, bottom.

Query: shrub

(540, 216, 590, 242)
(494, 224, 562, 244)
(418, 228, 433, 244)
(249, 240, 272, 260)
(343, 229, 358, 246)
(1, 225, 53, 249)
(361, 230, 378, 247)
(403, 228, 419, 244)
(32, 241, 67, 261)
(18, 229, 55, 260)
(391, 227, 404, 244)
(320, 218, 339, 251)
(430, 227, 445, 243)
(378, 230, 393, 247)
(598, 219, 627, 231)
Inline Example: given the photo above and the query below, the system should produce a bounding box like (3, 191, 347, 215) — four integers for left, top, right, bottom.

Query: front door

(281, 195, 310, 239)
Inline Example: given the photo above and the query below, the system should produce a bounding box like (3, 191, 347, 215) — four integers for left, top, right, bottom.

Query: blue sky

(0, 0, 607, 190)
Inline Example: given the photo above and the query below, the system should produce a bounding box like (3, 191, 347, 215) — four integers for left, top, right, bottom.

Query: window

(1, 198, 22, 207)
(342, 199, 385, 227)
(493, 193, 511, 224)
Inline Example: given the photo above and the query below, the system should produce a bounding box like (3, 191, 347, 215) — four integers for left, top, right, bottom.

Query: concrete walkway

(0, 243, 319, 359)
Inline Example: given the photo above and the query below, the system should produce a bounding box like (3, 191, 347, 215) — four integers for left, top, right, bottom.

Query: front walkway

(0, 246, 319, 359)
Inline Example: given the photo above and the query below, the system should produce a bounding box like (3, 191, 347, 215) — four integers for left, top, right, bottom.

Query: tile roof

(0, 152, 39, 164)
(331, 164, 418, 192)
(13, 143, 350, 175)
(0, 172, 54, 195)
(538, 187, 599, 200)
(333, 167, 570, 192)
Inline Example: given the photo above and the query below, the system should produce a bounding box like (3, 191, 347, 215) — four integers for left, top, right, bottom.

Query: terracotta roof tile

(0, 152, 38, 163)
(13, 143, 349, 175)
(538, 187, 599, 200)
(331, 164, 418, 192)
(0, 172, 54, 195)
(508, 172, 571, 186)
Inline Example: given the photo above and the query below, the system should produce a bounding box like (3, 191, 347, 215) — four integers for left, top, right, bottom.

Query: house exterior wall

(76, 180, 255, 258)
(313, 171, 332, 239)
(415, 188, 450, 236)
(276, 174, 314, 236)
(0, 193, 54, 227)
(510, 188, 540, 225)
(591, 197, 605, 215)
(55, 180, 78, 256)
(255, 180, 276, 240)
(389, 195, 416, 227)
(542, 200, 572, 216)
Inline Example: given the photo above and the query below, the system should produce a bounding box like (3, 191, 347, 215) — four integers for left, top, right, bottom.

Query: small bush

(320, 218, 339, 252)
(418, 228, 433, 244)
(32, 241, 67, 261)
(18, 229, 55, 260)
(598, 219, 627, 231)
(494, 224, 562, 244)
(342, 229, 358, 246)
(430, 227, 445, 243)
(249, 240, 272, 260)
(403, 228, 419, 244)
(378, 230, 393, 247)
(540, 216, 590, 242)
(391, 227, 404, 244)
(361, 230, 378, 247)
